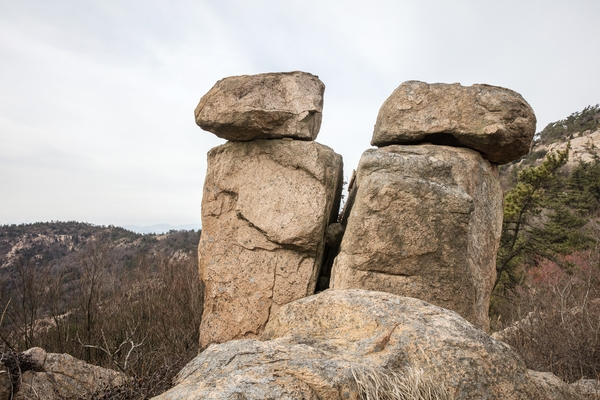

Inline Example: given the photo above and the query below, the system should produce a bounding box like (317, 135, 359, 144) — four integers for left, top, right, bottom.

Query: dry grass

(351, 364, 452, 400)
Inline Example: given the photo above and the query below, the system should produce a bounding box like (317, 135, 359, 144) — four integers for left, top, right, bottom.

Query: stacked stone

(330, 81, 537, 331)
(195, 72, 343, 348)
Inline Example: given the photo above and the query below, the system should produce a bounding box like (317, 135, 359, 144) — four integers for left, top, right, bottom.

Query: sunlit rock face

(198, 139, 342, 349)
(330, 144, 503, 331)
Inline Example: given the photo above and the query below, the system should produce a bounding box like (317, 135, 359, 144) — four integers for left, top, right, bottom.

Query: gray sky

(1, 0, 599, 227)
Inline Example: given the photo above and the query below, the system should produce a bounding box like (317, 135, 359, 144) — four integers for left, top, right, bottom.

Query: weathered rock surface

(154, 290, 582, 400)
(0, 365, 11, 400)
(153, 339, 359, 400)
(330, 144, 503, 331)
(195, 71, 325, 141)
(372, 81, 536, 164)
(571, 378, 600, 397)
(15, 347, 127, 400)
(198, 139, 343, 349)
(538, 128, 600, 167)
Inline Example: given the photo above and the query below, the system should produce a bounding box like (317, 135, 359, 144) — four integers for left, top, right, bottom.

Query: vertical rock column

(331, 81, 536, 331)
(195, 72, 343, 348)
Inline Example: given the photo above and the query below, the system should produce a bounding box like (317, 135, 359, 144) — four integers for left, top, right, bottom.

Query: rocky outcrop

(571, 378, 600, 397)
(183, 74, 558, 398)
(195, 71, 325, 141)
(154, 290, 581, 400)
(330, 144, 503, 331)
(539, 128, 600, 167)
(195, 71, 343, 349)
(13, 347, 126, 400)
(198, 139, 343, 348)
(371, 81, 536, 164)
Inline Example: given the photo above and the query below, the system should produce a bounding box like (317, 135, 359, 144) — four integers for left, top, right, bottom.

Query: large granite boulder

(153, 290, 581, 400)
(330, 144, 503, 331)
(371, 81, 536, 164)
(14, 347, 127, 400)
(198, 139, 343, 348)
(195, 71, 325, 141)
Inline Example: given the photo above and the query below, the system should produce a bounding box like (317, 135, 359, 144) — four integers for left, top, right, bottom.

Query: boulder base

(198, 139, 342, 348)
(330, 144, 503, 331)
(195, 71, 325, 141)
(154, 290, 582, 400)
(372, 81, 536, 164)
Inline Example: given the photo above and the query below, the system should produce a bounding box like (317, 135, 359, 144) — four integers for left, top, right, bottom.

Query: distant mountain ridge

(121, 223, 201, 234)
(0, 221, 203, 393)
(0, 221, 200, 272)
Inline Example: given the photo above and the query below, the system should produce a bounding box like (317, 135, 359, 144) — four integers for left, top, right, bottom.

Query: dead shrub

(1, 244, 204, 399)
(498, 251, 600, 383)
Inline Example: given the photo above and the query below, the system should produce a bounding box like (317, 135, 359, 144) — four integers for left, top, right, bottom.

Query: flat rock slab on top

(372, 81, 536, 164)
(195, 71, 325, 141)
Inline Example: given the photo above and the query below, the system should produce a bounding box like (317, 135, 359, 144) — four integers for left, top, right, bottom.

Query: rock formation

(196, 72, 343, 348)
(536, 128, 600, 168)
(330, 144, 503, 330)
(154, 290, 582, 400)
(8, 347, 127, 400)
(371, 81, 536, 164)
(331, 80, 535, 331)
(195, 71, 324, 141)
(167, 74, 580, 399)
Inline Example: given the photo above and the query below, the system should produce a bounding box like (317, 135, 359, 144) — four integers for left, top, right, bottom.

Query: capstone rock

(372, 81, 536, 164)
(198, 139, 343, 349)
(330, 144, 503, 331)
(154, 290, 582, 400)
(195, 71, 325, 141)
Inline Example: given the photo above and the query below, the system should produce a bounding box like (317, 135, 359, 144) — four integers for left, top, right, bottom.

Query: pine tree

(495, 146, 572, 290)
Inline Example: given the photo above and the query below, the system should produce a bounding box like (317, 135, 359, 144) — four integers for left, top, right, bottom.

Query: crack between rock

(236, 211, 275, 242)
(224, 350, 292, 369)
(365, 323, 401, 355)
(343, 262, 413, 277)
(223, 351, 261, 367)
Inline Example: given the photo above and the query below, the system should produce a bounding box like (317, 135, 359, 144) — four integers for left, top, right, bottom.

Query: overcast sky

(1, 0, 599, 229)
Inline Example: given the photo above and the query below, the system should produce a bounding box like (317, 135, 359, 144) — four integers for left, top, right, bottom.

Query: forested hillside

(535, 104, 600, 147)
(493, 104, 600, 385)
(0, 222, 203, 397)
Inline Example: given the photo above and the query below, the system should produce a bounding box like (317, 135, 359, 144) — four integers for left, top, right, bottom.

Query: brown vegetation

(0, 225, 203, 399)
(496, 249, 600, 382)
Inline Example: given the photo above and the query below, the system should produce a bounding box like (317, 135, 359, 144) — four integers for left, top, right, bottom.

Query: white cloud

(1, 0, 599, 226)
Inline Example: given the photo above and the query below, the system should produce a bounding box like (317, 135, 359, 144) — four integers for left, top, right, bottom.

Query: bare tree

(8, 258, 50, 349)
(75, 240, 113, 361)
